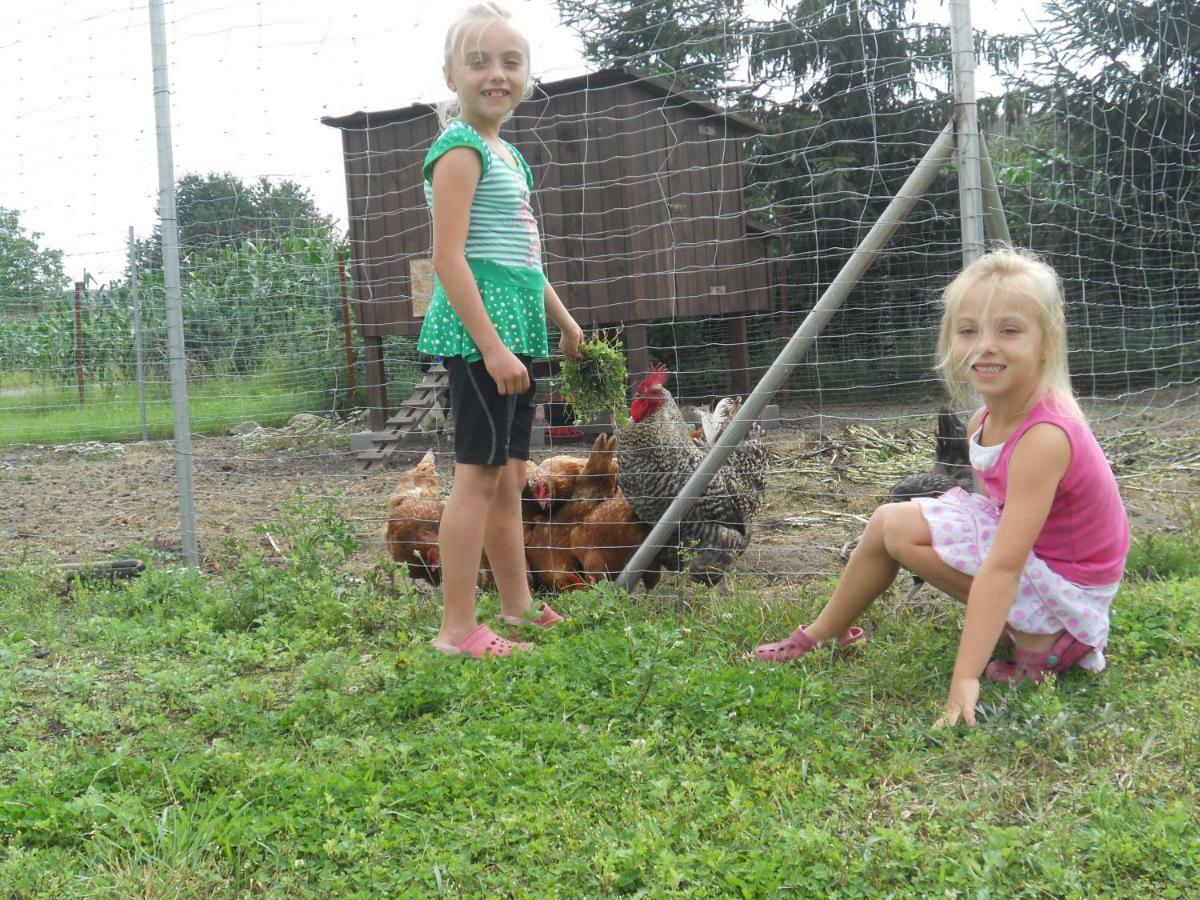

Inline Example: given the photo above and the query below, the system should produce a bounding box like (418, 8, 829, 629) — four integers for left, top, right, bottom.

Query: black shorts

(445, 355, 537, 467)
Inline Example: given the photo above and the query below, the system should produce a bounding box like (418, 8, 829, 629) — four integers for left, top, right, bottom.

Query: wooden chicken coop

(323, 67, 776, 433)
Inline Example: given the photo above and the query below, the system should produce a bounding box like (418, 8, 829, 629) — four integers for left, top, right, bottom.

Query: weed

(1126, 528, 1200, 580)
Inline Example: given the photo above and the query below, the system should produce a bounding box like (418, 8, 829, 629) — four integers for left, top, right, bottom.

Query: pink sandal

(497, 601, 565, 631)
(432, 624, 531, 659)
(753, 625, 865, 663)
(985, 631, 1093, 684)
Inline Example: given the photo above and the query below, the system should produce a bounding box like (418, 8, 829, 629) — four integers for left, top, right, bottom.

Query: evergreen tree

(1006, 0, 1198, 250)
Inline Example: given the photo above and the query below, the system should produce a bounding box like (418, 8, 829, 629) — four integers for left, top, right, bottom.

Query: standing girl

(753, 250, 1129, 726)
(420, 3, 583, 658)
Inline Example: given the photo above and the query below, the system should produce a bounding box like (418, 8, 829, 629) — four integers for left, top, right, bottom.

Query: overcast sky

(1, 0, 1042, 283)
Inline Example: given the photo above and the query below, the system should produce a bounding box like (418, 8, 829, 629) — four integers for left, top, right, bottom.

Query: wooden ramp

(357, 364, 450, 469)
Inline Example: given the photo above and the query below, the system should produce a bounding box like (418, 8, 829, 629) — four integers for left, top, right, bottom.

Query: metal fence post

(950, 0, 985, 264)
(148, 0, 199, 567)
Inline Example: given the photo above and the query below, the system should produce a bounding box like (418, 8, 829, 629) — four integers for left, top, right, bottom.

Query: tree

(0, 207, 69, 317)
(137, 172, 335, 269)
(556, 0, 748, 96)
(1005, 0, 1198, 251)
(990, 0, 1200, 390)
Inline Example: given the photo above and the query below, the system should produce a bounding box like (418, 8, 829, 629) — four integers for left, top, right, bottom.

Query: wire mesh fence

(1, 0, 1196, 585)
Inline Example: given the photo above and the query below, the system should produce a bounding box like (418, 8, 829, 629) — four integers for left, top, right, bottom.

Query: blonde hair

(438, 3, 533, 129)
(935, 248, 1082, 419)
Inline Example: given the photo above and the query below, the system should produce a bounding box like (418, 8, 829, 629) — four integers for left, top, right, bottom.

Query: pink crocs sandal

(432, 624, 531, 659)
(753, 624, 865, 663)
(985, 631, 1093, 684)
(497, 601, 565, 631)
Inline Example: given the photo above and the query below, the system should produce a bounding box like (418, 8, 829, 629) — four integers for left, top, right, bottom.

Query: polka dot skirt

(418, 276, 549, 364)
(913, 487, 1119, 672)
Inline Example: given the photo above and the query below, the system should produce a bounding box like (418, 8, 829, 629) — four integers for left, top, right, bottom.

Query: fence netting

(1, 0, 1195, 585)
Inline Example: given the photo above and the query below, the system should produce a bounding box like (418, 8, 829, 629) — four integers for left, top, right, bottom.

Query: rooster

(384, 450, 444, 584)
(615, 365, 767, 584)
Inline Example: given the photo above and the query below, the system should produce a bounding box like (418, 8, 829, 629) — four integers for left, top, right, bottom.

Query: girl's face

(951, 285, 1047, 403)
(445, 20, 530, 128)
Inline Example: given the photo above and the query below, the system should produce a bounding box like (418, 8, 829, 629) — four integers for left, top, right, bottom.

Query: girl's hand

(483, 347, 530, 396)
(559, 319, 583, 359)
(935, 677, 980, 728)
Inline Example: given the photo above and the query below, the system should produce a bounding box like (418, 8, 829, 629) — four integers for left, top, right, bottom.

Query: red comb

(635, 363, 670, 395)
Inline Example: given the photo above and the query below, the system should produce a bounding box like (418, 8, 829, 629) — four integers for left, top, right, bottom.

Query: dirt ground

(2, 396, 1197, 585)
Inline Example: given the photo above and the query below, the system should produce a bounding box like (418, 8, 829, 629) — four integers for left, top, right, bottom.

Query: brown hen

(384, 451, 444, 585)
(525, 435, 619, 592)
(529, 454, 588, 514)
(569, 492, 660, 591)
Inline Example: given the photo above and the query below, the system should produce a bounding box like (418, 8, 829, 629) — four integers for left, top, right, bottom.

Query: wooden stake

(74, 281, 85, 403)
(339, 256, 358, 394)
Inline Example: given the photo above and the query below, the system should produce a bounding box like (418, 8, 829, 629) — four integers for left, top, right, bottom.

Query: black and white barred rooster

(616, 365, 768, 584)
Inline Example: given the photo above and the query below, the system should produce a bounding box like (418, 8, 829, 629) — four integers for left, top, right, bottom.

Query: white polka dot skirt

(913, 487, 1119, 672)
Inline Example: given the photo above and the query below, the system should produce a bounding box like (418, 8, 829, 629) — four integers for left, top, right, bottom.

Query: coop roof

(321, 66, 762, 134)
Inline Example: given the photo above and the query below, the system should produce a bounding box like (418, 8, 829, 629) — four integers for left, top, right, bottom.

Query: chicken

(570, 493, 661, 591)
(520, 459, 542, 524)
(417, 396, 448, 433)
(693, 395, 742, 446)
(525, 435, 620, 592)
(615, 365, 768, 584)
(383, 449, 496, 588)
(384, 450, 444, 585)
(887, 409, 972, 503)
(387, 449, 438, 501)
(528, 454, 588, 514)
(886, 408, 973, 599)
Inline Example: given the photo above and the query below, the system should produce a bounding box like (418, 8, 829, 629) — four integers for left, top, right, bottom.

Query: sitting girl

(754, 249, 1130, 727)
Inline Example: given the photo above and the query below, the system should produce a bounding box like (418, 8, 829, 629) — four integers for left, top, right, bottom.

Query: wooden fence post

(339, 256, 359, 397)
(74, 281, 85, 403)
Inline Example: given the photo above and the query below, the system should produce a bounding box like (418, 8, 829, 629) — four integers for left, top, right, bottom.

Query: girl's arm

(543, 281, 582, 359)
(940, 422, 1070, 726)
(430, 147, 530, 395)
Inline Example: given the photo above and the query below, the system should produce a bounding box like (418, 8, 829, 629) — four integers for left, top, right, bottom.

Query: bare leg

(805, 503, 906, 642)
(436, 463, 501, 647)
(884, 503, 973, 603)
(807, 501, 979, 642)
(881, 503, 1066, 652)
(791, 501, 1066, 658)
(884, 504, 1065, 652)
(484, 458, 537, 620)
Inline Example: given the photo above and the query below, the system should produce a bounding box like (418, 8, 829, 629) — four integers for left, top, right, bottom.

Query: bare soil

(2, 397, 1196, 584)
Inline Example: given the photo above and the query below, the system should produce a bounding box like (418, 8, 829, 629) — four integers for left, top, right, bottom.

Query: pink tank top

(977, 397, 1129, 586)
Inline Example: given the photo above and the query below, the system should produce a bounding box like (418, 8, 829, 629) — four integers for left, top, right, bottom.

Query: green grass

(1127, 514, 1200, 581)
(0, 375, 346, 446)
(2, 499, 1197, 895)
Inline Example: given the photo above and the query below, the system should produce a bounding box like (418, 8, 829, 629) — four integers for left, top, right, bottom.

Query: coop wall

(340, 116, 439, 339)
(339, 83, 771, 340)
